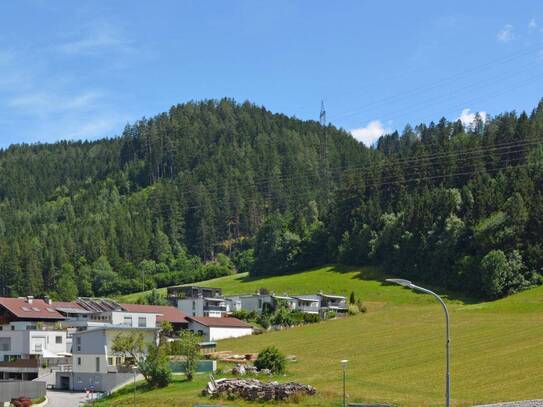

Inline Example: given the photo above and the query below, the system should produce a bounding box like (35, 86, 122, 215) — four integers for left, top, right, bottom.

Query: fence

(169, 360, 216, 373)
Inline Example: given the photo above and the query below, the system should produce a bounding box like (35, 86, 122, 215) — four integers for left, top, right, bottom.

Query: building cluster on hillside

(170, 285, 348, 320)
(0, 287, 346, 393)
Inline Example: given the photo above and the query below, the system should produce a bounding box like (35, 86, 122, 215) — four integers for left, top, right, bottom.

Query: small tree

(170, 331, 200, 380)
(255, 346, 286, 374)
(159, 321, 174, 339)
(349, 291, 356, 305)
(112, 332, 171, 388)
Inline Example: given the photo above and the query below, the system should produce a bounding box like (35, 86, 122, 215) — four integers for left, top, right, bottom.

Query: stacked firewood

(203, 378, 316, 401)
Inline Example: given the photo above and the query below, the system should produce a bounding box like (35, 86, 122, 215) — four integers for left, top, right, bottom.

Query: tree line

(2, 97, 542, 300)
(0, 99, 366, 299)
(252, 100, 543, 299)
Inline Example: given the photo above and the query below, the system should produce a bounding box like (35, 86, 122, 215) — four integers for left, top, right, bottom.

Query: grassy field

(105, 265, 543, 407)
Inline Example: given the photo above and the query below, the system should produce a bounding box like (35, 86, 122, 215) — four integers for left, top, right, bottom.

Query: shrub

(302, 313, 320, 324)
(348, 304, 359, 315)
(356, 299, 367, 313)
(257, 315, 271, 329)
(254, 346, 286, 374)
(326, 310, 336, 319)
(231, 310, 249, 321)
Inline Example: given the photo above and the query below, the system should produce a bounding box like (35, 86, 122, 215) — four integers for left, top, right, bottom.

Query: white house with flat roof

(56, 326, 157, 392)
(187, 317, 253, 341)
(177, 297, 227, 318)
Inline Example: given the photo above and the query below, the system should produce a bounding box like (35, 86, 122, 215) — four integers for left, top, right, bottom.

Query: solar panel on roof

(31, 307, 40, 311)
(46, 307, 55, 312)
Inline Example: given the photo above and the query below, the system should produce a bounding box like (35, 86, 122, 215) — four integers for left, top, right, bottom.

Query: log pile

(203, 378, 316, 401)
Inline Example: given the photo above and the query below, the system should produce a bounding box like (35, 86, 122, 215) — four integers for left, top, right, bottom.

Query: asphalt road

(46, 390, 91, 406)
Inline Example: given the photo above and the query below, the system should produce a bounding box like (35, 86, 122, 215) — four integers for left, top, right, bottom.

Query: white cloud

(56, 22, 134, 55)
(9, 91, 102, 117)
(497, 24, 514, 42)
(351, 120, 391, 146)
(529, 18, 538, 30)
(458, 109, 487, 128)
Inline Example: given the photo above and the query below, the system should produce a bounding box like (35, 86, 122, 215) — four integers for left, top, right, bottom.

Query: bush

(326, 310, 336, 319)
(231, 310, 249, 321)
(254, 346, 286, 374)
(357, 299, 367, 313)
(257, 315, 270, 329)
(302, 313, 320, 324)
(348, 304, 359, 315)
(10, 396, 31, 407)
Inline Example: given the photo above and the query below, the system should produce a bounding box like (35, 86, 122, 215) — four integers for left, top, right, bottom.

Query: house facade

(56, 326, 157, 392)
(186, 317, 253, 341)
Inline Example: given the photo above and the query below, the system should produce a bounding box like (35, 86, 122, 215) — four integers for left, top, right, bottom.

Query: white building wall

(109, 312, 156, 328)
(209, 326, 252, 341)
(187, 321, 252, 341)
(0, 329, 67, 358)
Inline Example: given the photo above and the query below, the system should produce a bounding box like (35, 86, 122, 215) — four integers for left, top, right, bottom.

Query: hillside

(105, 265, 543, 407)
(0, 99, 368, 298)
(2, 98, 543, 302)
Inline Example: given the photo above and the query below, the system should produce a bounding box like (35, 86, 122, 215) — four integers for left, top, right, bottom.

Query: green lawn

(106, 265, 543, 407)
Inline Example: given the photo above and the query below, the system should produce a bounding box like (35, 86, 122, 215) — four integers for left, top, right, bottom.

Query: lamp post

(132, 365, 137, 407)
(386, 278, 450, 407)
(340, 359, 348, 407)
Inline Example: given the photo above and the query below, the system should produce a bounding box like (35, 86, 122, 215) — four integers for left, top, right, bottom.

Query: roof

(120, 303, 188, 324)
(72, 325, 158, 335)
(293, 296, 320, 302)
(319, 293, 346, 300)
(203, 297, 225, 302)
(0, 297, 65, 320)
(51, 301, 84, 310)
(272, 295, 294, 300)
(187, 316, 252, 329)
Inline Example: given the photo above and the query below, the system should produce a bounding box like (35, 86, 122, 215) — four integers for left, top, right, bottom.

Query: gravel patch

(474, 400, 543, 407)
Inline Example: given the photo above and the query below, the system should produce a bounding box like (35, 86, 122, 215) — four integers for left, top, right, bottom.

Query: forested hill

(0, 99, 369, 299)
(2, 98, 543, 301)
(253, 99, 543, 299)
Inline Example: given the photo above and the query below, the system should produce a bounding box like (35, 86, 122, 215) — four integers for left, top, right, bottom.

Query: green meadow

(104, 265, 543, 406)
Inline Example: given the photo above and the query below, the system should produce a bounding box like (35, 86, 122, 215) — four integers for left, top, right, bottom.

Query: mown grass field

(106, 265, 543, 407)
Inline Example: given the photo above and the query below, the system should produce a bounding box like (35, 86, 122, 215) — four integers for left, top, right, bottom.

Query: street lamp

(386, 278, 450, 407)
(340, 359, 348, 407)
(132, 365, 138, 407)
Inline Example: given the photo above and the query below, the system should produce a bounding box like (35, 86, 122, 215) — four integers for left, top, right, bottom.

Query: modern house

(224, 293, 298, 315)
(167, 286, 222, 300)
(292, 295, 321, 314)
(119, 303, 188, 332)
(170, 286, 228, 318)
(186, 317, 253, 341)
(317, 293, 348, 316)
(56, 326, 158, 392)
(0, 297, 69, 380)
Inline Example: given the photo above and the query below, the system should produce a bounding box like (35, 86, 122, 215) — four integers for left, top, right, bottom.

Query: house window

(107, 357, 113, 366)
(77, 357, 81, 366)
(197, 330, 203, 336)
(76, 336, 81, 352)
(123, 316, 133, 326)
(192, 301, 196, 310)
(11, 326, 14, 331)
(96, 357, 100, 372)
(258, 299, 263, 308)
(138, 317, 146, 328)
(0, 338, 11, 351)
(55, 336, 63, 344)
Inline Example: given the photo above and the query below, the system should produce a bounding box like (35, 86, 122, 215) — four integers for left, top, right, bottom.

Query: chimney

(26, 296, 34, 304)
(43, 296, 52, 305)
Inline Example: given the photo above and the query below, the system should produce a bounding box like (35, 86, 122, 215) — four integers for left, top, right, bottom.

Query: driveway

(46, 390, 89, 407)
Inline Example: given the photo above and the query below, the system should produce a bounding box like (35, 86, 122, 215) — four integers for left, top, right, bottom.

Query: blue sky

(0, 1, 542, 147)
